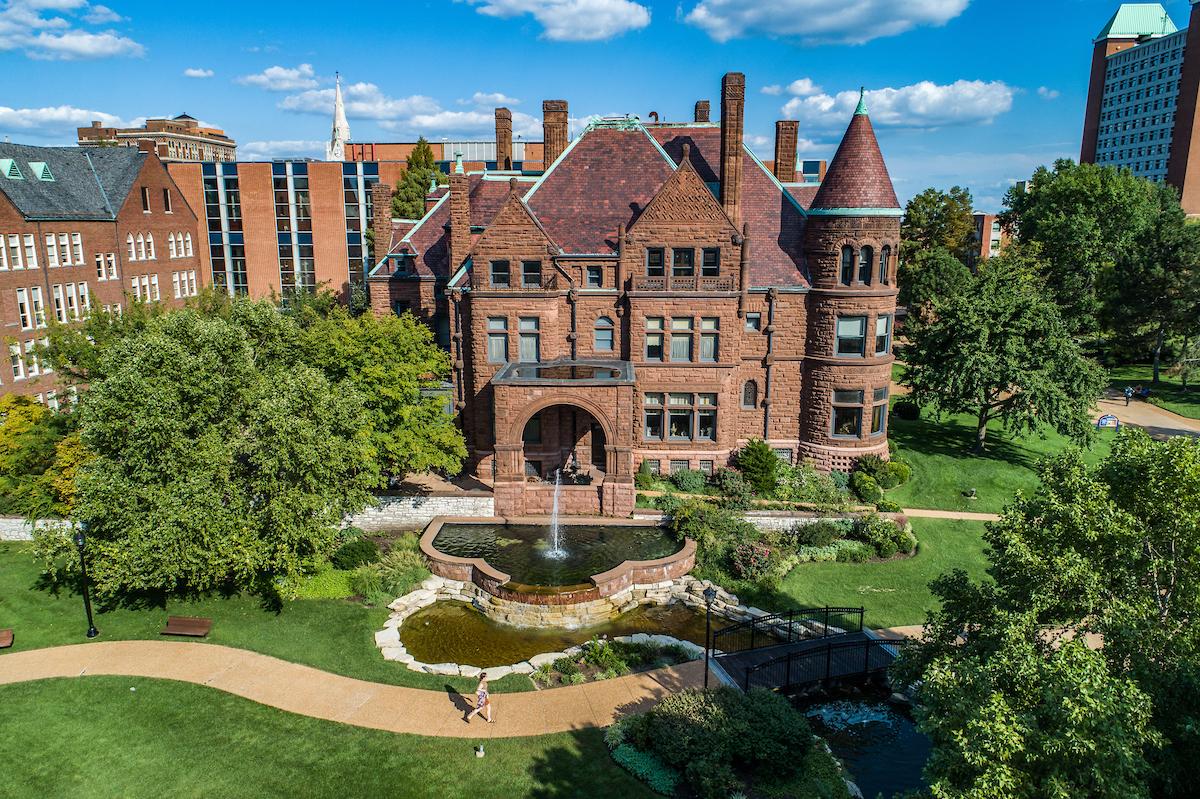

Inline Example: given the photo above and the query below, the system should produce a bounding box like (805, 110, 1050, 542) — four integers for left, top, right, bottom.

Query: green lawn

(0, 676, 650, 799)
(1109, 364, 1200, 420)
(742, 518, 990, 629)
(0, 542, 534, 694)
(886, 408, 1115, 514)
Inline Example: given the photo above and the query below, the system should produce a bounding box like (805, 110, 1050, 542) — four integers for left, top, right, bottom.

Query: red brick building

(368, 73, 900, 517)
(0, 142, 202, 401)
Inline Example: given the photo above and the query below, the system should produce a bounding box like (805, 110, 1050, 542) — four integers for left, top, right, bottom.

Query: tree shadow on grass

(526, 727, 651, 799)
(889, 416, 1043, 468)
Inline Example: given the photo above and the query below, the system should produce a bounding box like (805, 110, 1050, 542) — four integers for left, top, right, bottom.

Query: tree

(901, 186, 976, 263)
(734, 438, 779, 495)
(392, 137, 447, 219)
(1102, 181, 1200, 381)
(1001, 159, 1159, 335)
(902, 249, 1106, 451)
(897, 246, 974, 320)
(0, 395, 71, 516)
(36, 310, 378, 599)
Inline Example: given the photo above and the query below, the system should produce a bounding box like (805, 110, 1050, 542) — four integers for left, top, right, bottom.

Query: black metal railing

(711, 607, 864, 655)
(741, 637, 906, 692)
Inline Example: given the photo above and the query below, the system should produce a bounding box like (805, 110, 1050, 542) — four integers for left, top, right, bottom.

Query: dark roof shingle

(810, 112, 899, 211)
(0, 143, 145, 221)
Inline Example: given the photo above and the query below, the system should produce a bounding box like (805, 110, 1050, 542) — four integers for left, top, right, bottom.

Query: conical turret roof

(810, 92, 899, 211)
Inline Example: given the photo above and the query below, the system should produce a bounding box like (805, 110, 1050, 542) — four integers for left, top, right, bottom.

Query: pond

(805, 700, 931, 799)
(399, 600, 711, 667)
(431, 522, 680, 587)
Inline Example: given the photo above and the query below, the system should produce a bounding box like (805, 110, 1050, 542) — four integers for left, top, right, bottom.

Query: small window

(773, 448, 794, 464)
(871, 403, 888, 435)
(645, 317, 664, 361)
(672, 248, 695, 278)
(858, 245, 874, 284)
(700, 317, 719, 362)
(490, 260, 510, 288)
(644, 459, 661, 475)
(518, 317, 540, 362)
(586, 265, 603, 288)
(670, 317, 693, 362)
(594, 316, 614, 352)
(875, 315, 892, 355)
(141, 187, 151, 212)
(670, 459, 689, 475)
(699, 460, 714, 474)
(487, 317, 508, 363)
(840, 246, 854, 285)
(741, 380, 758, 408)
(744, 313, 761, 332)
(701, 248, 720, 277)
(646, 248, 665, 277)
(836, 317, 867, 357)
(521, 260, 542, 288)
(879, 245, 891, 285)
(644, 392, 664, 440)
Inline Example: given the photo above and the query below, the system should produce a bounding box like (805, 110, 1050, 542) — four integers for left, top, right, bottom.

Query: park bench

(0, 628, 12, 648)
(161, 616, 212, 638)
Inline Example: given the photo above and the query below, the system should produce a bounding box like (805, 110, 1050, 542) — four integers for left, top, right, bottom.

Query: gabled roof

(649, 126, 808, 287)
(525, 124, 675, 254)
(0, 143, 145, 221)
(1095, 4, 1175, 42)
(631, 145, 737, 231)
(809, 104, 899, 213)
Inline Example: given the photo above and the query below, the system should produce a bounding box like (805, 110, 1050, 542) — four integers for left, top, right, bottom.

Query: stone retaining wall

(348, 493, 495, 531)
(0, 517, 69, 542)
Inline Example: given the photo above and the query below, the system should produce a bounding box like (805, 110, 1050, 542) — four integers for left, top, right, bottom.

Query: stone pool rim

(420, 515, 697, 606)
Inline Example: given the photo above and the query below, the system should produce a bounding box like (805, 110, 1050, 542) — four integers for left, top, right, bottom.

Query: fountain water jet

(546, 468, 567, 559)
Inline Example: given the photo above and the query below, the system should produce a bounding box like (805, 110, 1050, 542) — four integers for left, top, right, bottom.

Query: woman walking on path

(466, 673, 493, 724)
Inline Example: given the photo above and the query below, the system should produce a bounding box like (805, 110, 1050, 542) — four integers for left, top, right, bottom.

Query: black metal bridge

(710, 607, 905, 692)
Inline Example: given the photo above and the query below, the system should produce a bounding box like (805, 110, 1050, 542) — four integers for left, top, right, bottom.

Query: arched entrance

(521, 404, 607, 482)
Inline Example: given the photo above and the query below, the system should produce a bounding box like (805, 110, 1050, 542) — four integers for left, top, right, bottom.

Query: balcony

(630, 274, 736, 292)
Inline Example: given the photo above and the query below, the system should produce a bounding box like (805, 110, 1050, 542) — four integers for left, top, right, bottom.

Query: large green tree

(1000, 159, 1159, 335)
(901, 186, 976, 263)
(1102, 181, 1200, 381)
(902, 248, 1106, 451)
(37, 310, 378, 599)
(897, 246, 974, 321)
(0, 394, 75, 516)
(392, 137, 448, 220)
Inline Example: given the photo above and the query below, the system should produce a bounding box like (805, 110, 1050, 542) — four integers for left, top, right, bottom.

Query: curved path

(0, 640, 703, 739)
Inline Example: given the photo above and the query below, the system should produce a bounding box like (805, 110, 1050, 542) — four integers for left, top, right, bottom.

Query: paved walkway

(901, 507, 1000, 522)
(1094, 391, 1200, 439)
(0, 641, 703, 739)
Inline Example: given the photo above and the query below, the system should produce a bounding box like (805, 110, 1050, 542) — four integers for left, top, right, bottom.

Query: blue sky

(1, 0, 1193, 211)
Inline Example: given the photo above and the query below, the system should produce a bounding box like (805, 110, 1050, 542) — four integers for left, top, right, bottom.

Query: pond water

(399, 600, 711, 667)
(805, 700, 931, 799)
(431, 522, 680, 587)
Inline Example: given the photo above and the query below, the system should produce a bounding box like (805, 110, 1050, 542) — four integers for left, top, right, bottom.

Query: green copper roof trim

(399, 192, 449, 245)
(806, 207, 903, 217)
(449, 259, 471, 290)
(855, 87, 868, 116)
(1094, 3, 1175, 42)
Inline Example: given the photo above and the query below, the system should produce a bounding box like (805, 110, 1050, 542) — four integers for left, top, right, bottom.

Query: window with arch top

(594, 315, 614, 352)
(879, 245, 891, 284)
(741, 380, 758, 408)
(858, 245, 874, 284)
(839, 246, 854, 285)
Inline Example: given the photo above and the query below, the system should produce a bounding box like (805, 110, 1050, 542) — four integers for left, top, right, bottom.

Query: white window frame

(16, 288, 31, 330)
(45, 233, 59, 268)
(58, 233, 71, 266)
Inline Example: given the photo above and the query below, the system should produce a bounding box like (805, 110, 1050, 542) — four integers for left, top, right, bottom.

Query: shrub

(331, 538, 380, 570)
(731, 542, 773, 581)
(893, 399, 920, 421)
(553, 656, 580, 677)
(667, 500, 759, 578)
(670, 468, 707, 494)
(290, 566, 354, 599)
(852, 514, 909, 558)
(350, 547, 429, 605)
(849, 471, 883, 503)
(566, 672, 586, 685)
(854, 454, 889, 481)
(710, 468, 754, 510)
(876, 497, 903, 513)
(835, 540, 874, 562)
(611, 745, 680, 796)
(635, 460, 656, 490)
(829, 469, 850, 492)
(789, 519, 852, 548)
(582, 638, 630, 675)
(734, 438, 780, 496)
(775, 461, 850, 509)
(795, 544, 840, 563)
(886, 460, 912, 486)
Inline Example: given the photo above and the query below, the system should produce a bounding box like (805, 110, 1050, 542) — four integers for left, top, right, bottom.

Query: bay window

(832, 390, 864, 438)
(836, 316, 866, 357)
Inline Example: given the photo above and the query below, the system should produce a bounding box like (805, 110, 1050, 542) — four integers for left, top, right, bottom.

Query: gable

(471, 187, 557, 254)
(630, 153, 737, 231)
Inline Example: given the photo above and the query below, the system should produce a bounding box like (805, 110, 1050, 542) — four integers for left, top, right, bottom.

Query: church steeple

(326, 72, 350, 161)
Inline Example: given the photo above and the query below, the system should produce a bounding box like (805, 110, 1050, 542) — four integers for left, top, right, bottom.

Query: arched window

(858, 245, 874, 284)
(146, 234, 155, 260)
(741, 380, 758, 408)
(840, 246, 854, 285)
(136, 234, 145, 260)
(185, 233, 193, 257)
(167, 234, 177, 259)
(879, 246, 891, 285)
(593, 315, 614, 351)
(127, 233, 136, 260)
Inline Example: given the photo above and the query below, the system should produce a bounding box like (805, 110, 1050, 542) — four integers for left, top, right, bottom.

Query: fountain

(546, 469, 566, 560)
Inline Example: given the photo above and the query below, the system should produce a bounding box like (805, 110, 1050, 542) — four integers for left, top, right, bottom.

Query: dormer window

(1, 159, 22, 180)
(28, 162, 52, 181)
(701, 248, 720, 277)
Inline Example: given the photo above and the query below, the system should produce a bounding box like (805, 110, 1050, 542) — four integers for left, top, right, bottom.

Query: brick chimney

(495, 108, 513, 170)
(694, 100, 711, 123)
(370, 182, 392, 265)
(542, 100, 569, 168)
(774, 120, 798, 183)
(719, 73, 745, 226)
(449, 155, 472, 272)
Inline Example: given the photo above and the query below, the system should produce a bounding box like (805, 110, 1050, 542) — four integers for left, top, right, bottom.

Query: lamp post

(703, 586, 718, 690)
(73, 523, 98, 639)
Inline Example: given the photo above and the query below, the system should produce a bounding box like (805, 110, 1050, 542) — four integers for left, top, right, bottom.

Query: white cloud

(0, 1, 144, 59)
(761, 85, 783, 96)
(1037, 86, 1060, 100)
(782, 80, 1014, 132)
(237, 63, 318, 92)
(239, 140, 324, 160)
(461, 0, 650, 41)
(281, 82, 440, 120)
(685, 0, 968, 45)
(783, 78, 822, 97)
(459, 91, 522, 107)
(183, 67, 213, 78)
(0, 104, 129, 138)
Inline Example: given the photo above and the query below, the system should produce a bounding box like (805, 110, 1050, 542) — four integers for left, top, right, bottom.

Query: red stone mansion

(368, 73, 900, 518)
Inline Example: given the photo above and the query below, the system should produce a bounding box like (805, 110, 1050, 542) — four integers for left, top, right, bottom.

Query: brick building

(968, 212, 1011, 266)
(367, 74, 900, 518)
(1081, 2, 1200, 214)
(0, 142, 203, 400)
(78, 114, 237, 163)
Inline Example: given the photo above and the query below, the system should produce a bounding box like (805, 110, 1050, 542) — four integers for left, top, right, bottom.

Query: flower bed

(530, 637, 698, 687)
